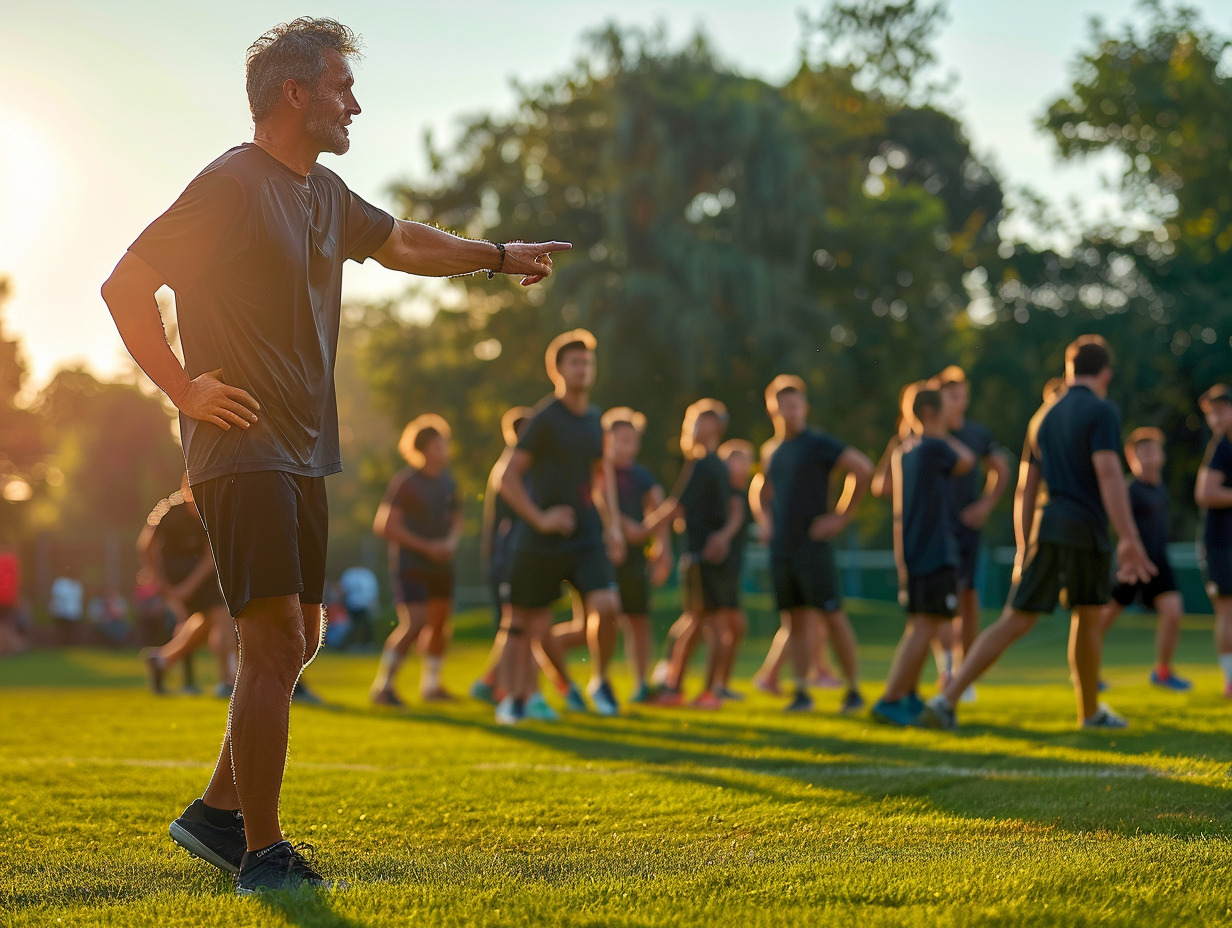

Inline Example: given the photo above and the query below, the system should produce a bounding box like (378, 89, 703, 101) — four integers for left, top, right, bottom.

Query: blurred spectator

(0, 545, 26, 656)
(322, 581, 352, 649)
(50, 571, 84, 646)
(88, 588, 130, 647)
(339, 565, 380, 650)
(133, 567, 174, 646)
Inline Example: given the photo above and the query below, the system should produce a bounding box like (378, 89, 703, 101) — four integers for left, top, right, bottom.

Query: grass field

(3, 597, 1232, 927)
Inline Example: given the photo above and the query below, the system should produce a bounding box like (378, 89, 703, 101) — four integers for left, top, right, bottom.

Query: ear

(282, 77, 311, 112)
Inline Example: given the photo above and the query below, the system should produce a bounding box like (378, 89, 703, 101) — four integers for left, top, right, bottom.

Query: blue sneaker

(902, 692, 925, 716)
(495, 695, 523, 726)
(524, 692, 560, 721)
(870, 697, 915, 727)
(564, 684, 589, 713)
(469, 679, 498, 705)
(1150, 670, 1193, 692)
(628, 681, 654, 704)
(589, 679, 620, 717)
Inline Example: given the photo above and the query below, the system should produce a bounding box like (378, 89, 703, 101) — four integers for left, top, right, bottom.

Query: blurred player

(497, 330, 625, 723)
(370, 415, 463, 707)
(920, 336, 1155, 730)
(712, 439, 755, 699)
(871, 388, 974, 725)
(603, 407, 672, 703)
(1100, 428, 1190, 690)
(1196, 384, 1232, 696)
(760, 375, 872, 713)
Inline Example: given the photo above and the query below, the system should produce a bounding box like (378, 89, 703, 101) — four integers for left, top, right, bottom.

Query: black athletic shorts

(899, 567, 959, 617)
(508, 544, 617, 610)
(393, 568, 454, 605)
(195, 471, 328, 618)
(955, 530, 980, 591)
(1010, 540, 1111, 614)
(1111, 556, 1177, 608)
(772, 541, 842, 613)
(616, 555, 650, 615)
(1201, 546, 1232, 599)
(681, 555, 739, 613)
(184, 582, 227, 618)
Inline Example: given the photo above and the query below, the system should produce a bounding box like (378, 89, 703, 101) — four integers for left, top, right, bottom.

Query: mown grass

(2, 599, 1231, 927)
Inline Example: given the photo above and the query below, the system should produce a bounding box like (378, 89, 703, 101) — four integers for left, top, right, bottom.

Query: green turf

(2, 599, 1231, 927)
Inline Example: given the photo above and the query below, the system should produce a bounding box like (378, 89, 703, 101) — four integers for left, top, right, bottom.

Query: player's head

(719, 439, 754, 487)
(1064, 334, 1112, 384)
(602, 407, 646, 465)
(1042, 376, 1067, 404)
(1200, 384, 1232, 434)
(681, 399, 729, 457)
(545, 329, 597, 393)
(912, 387, 943, 432)
(765, 375, 808, 432)
(935, 365, 968, 429)
(398, 414, 451, 471)
(501, 406, 531, 448)
(246, 18, 363, 155)
(1125, 427, 1165, 478)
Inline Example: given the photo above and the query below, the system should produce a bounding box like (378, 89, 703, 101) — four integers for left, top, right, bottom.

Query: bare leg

(810, 612, 836, 680)
(785, 608, 813, 691)
(207, 605, 238, 686)
(1069, 606, 1104, 722)
(521, 610, 553, 700)
(551, 591, 589, 652)
(1152, 591, 1184, 671)
(666, 613, 706, 691)
(756, 620, 791, 686)
(940, 607, 1038, 706)
(622, 614, 652, 686)
(156, 611, 210, 667)
(372, 602, 425, 695)
(417, 598, 453, 696)
(819, 609, 860, 690)
(957, 587, 980, 659)
(584, 588, 620, 685)
(715, 608, 746, 688)
(883, 616, 939, 702)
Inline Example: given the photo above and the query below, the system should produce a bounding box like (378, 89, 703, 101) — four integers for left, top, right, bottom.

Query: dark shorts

(1111, 556, 1178, 608)
(772, 541, 842, 613)
(955, 530, 980, 591)
(393, 568, 454, 605)
(1010, 540, 1111, 614)
(616, 556, 650, 615)
(508, 544, 618, 610)
(195, 471, 328, 618)
(900, 567, 959, 617)
(1201, 546, 1232, 600)
(681, 556, 739, 613)
(184, 582, 227, 618)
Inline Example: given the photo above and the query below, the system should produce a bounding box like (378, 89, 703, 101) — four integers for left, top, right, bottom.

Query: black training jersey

(1127, 479, 1170, 563)
(130, 144, 394, 486)
(1027, 384, 1123, 551)
(950, 420, 998, 538)
(766, 428, 848, 555)
(147, 492, 211, 584)
(678, 452, 732, 555)
(1204, 437, 1232, 550)
(384, 467, 459, 575)
(616, 463, 660, 561)
(515, 396, 605, 553)
(899, 436, 960, 576)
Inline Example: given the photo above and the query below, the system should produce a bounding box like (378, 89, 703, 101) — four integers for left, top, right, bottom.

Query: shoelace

(283, 842, 324, 881)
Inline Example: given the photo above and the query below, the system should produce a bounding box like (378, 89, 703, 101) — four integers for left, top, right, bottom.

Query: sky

(2, 0, 1229, 389)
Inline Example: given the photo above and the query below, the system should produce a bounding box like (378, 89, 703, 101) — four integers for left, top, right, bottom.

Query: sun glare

(0, 114, 60, 271)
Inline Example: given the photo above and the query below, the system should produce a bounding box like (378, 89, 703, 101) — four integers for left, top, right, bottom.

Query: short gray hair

(245, 18, 362, 121)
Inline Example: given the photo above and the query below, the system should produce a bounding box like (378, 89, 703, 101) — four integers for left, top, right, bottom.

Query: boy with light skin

(370, 415, 463, 707)
(713, 440, 755, 699)
(1195, 385, 1232, 697)
(1100, 428, 1190, 691)
(871, 388, 974, 726)
(760, 375, 872, 713)
(497, 331, 625, 723)
(919, 336, 1155, 730)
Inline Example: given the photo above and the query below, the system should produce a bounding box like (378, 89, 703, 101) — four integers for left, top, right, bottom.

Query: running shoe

(169, 799, 245, 875)
(784, 690, 814, 713)
(628, 681, 654, 704)
(652, 688, 684, 707)
(752, 675, 781, 697)
(1082, 704, 1129, 729)
(901, 691, 926, 716)
(810, 669, 844, 690)
(691, 690, 723, 710)
(469, 680, 498, 705)
(589, 679, 620, 717)
(140, 649, 166, 695)
(1224, 679, 1232, 699)
(495, 695, 523, 726)
(524, 692, 560, 721)
(420, 686, 458, 703)
(369, 687, 405, 709)
(292, 682, 323, 705)
(651, 660, 670, 688)
(235, 840, 337, 895)
(840, 689, 865, 714)
(714, 685, 744, 701)
(1150, 670, 1193, 692)
(870, 697, 915, 727)
(959, 685, 978, 704)
(214, 682, 234, 700)
(564, 683, 589, 713)
(917, 695, 957, 730)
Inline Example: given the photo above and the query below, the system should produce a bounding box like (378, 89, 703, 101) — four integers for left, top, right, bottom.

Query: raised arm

(1094, 450, 1155, 584)
(370, 221, 571, 286)
(872, 435, 901, 500)
(101, 253, 260, 432)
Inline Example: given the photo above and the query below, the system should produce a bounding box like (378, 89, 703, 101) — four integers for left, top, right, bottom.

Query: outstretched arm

(371, 221, 571, 286)
(1094, 450, 1156, 584)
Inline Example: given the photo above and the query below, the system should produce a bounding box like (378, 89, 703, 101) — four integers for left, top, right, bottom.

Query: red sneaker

(691, 690, 723, 710)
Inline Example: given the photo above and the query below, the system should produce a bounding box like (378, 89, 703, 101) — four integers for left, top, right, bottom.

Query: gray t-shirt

(130, 143, 394, 485)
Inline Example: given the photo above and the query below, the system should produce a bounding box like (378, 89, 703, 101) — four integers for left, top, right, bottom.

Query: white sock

(1218, 653, 1232, 685)
(422, 656, 443, 692)
(376, 650, 400, 690)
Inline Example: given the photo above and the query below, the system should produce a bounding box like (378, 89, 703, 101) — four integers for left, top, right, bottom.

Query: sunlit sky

(2, 0, 1228, 389)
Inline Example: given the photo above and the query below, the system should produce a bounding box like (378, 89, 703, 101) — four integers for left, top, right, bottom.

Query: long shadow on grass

(254, 889, 369, 928)
(364, 705, 1232, 840)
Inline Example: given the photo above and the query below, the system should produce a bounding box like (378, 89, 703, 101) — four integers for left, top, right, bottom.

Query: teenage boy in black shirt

(921, 336, 1155, 730)
(1196, 385, 1232, 697)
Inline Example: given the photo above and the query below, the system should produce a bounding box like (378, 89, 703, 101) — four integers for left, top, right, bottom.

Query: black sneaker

(840, 688, 865, 714)
(235, 840, 337, 894)
(169, 799, 246, 874)
(784, 690, 814, 712)
(140, 649, 165, 695)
